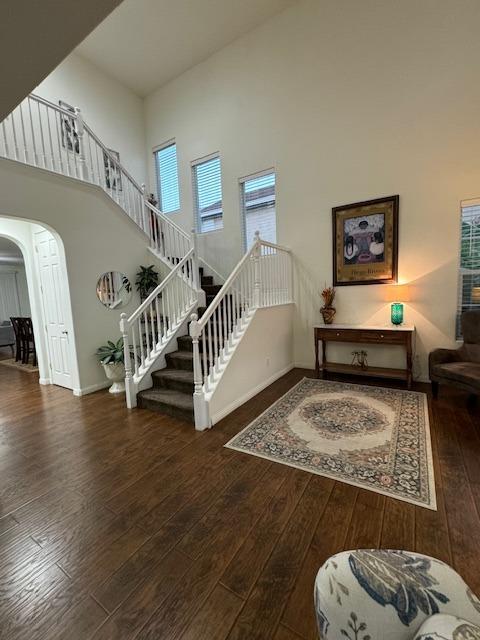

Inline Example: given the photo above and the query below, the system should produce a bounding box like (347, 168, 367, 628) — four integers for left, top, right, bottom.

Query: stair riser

(203, 285, 222, 297)
(177, 336, 226, 353)
(152, 375, 194, 394)
(177, 336, 193, 352)
(165, 353, 193, 371)
(138, 396, 194, 422)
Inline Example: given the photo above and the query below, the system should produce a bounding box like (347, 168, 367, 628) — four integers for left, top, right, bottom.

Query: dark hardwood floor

(0, 363, 479, 639)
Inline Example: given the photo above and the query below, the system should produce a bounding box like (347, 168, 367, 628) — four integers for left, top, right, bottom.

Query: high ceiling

(0, 0, 122, 120)
(76, 0, 296, 97)
(0, 237, 23, 265)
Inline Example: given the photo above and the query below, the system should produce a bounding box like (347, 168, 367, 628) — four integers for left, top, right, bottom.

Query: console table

(314, 324, 415, 388)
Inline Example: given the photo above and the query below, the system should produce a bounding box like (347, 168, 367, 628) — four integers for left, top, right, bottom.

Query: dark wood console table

(314, 324, 415, 388)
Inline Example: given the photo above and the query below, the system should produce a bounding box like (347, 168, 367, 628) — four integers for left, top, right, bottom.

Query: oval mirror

(96, 271, 132, 309)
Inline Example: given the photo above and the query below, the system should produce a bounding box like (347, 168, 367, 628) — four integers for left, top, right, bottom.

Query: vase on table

(321, 306, 336, 325)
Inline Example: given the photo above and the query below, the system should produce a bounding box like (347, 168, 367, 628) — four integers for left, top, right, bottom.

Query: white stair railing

(0, 93, 192, 269)
(189, 232, 293, 430)
(120, 248, 198, 408)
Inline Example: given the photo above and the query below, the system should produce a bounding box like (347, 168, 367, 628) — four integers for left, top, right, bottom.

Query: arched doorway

(0, 218, 79, 390)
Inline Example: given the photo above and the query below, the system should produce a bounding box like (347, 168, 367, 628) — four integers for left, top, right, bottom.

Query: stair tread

(152, 368, 193, 382)
(168, 350, 193, 360)
(138, 388, 193, 409)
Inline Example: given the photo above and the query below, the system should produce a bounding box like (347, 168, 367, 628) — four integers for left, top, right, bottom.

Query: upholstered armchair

(314, 550, 480, 640)
(429, 310, 480, 398)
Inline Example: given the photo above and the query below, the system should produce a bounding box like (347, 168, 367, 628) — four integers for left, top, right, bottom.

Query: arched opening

(0, 218, 80, 391)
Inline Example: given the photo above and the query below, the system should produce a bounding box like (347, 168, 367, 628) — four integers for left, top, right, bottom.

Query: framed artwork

(332, 195, 399, 286)
(58, 100, 79, 154)
(104, 149, 122, 191)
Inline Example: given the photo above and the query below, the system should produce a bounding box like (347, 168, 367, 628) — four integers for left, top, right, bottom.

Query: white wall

(209, 304, 294, 424)
(35, 53, 147, 184)
(0, 264, 30, 316)
(144, 0, 480, 380)
(0, 157, 155, 393)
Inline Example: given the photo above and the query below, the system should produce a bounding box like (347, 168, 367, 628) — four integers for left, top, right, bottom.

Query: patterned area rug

(225, 378, 436, 510)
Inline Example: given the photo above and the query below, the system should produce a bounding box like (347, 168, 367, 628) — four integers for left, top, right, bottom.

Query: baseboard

(210, 363, 295, 426)
(73, 380, 111, 396)
(39, 377, 51, 386)
(293, 361, 315, 370)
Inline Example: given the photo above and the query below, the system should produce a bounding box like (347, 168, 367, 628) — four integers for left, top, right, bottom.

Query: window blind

(241, 172, 276, 250)
(457, 201, 480, 338)
(193, 155, 223, 233)
(154, 143, 180, 213)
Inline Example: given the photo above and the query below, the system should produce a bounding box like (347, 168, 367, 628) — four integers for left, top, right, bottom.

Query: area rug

(0, 358, 39, 373)
(225, 378, 436, 510)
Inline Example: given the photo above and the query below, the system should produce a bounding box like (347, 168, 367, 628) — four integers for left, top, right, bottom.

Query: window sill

(197, 228, 224, 236)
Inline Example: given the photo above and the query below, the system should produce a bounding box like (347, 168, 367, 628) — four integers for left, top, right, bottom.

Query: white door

(35, 230, 73, 389)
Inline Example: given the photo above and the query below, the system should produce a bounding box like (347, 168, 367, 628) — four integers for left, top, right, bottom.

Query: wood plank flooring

(0, 361, 479, 639)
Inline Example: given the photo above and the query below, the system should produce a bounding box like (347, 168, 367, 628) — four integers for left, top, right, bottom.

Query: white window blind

(241, 171, 276, 250)
(457, 200, 480, 338)
(154, 143, 180, 213)
(193, 155, 223, 233)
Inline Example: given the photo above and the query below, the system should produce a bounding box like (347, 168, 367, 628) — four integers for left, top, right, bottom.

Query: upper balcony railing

(0, 93, 190, 269)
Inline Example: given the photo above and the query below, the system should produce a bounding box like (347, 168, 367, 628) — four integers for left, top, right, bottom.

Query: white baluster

(36, 101, 47, 168)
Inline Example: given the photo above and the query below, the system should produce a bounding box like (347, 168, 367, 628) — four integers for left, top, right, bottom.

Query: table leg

(321, 339, 326, 379)
(314, 331, 319, 378)
(406, 334, 413, 389)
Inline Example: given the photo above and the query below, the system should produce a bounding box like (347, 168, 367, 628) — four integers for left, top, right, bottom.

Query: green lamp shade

(391, 302, 404, 325)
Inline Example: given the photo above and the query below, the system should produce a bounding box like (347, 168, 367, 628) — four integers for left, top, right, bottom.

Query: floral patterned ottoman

(314, 550, 480, 640)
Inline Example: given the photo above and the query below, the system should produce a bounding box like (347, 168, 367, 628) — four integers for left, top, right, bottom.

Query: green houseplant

(135, 265, 159, 301)
(95, 338, 126, 394)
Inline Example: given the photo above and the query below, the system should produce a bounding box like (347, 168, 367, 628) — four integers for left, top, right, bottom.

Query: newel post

(75, 108, 88, 181)
(120, 312, 136, 409)
(189, 313, 210, 430)
(253, 230, 262, 308)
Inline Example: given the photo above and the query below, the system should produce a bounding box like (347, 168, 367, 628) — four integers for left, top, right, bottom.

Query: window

(240, 171, 276, 250)
(457, 199, 480, 338)
(192, 155, 223, 233)
(154, 142, 180, 213)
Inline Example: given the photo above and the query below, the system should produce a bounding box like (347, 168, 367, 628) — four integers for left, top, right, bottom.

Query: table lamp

(385, 285, 410, 325)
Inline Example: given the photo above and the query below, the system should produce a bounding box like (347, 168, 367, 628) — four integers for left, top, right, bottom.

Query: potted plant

(135, 265, 159, 302)
(96, 338, 126, 394)
(320, 286, 336, 324)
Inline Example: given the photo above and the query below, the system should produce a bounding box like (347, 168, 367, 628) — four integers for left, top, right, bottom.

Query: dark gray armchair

(429, 310, 480, 398)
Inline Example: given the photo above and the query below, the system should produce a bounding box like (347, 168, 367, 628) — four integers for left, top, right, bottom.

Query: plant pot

(102, 362, 126, 394)
(321, 306, 336, 325)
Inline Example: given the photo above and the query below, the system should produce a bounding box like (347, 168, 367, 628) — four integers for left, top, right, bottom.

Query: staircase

(1, 93, 295, 431)
(137, 268, 221, 422)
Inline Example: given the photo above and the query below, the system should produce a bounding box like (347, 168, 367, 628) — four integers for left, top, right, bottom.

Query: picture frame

(103, 149, 122, 191)
(58, 100, 79, 154)
(332, 195, 399, 286)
